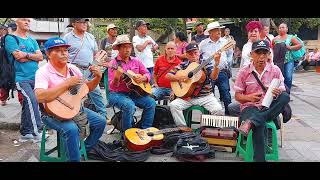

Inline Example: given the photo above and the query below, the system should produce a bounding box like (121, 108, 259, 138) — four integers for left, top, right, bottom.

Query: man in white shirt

(199, 21, 231, 115)
(132, 20, 158, 84)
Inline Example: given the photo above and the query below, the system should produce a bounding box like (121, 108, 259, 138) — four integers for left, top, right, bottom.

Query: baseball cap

(251, 40, 270, 52)
(185, 42, 199, 52)
(107, 23, 118, 32)
(44, 37, 71, 51)
(135, 20, 150, 29)
(73, 18, 89, 23)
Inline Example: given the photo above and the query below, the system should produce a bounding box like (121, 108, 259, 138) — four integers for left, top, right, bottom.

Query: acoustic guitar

(170, 39, 236, 98)
(44, 51, 107, 120)
(110, 64, 152, 96)
(125, 126, 192, 151)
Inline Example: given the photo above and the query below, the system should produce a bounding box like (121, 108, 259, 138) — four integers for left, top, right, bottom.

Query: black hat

(73, 18, 89, 23)
(252, 40, 270, 52)
(135, 20, 150, 29)
(185, 42, 199, 52)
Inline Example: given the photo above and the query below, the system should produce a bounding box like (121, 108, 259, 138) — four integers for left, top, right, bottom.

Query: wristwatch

(26, 53, 30, 59)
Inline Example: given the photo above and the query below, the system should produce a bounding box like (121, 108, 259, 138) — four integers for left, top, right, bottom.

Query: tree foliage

(231, 18, 320, 35)
(91, 18, 186, 44)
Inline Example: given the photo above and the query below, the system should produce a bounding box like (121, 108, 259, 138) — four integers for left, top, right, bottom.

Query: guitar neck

(152, 127, 182, 135)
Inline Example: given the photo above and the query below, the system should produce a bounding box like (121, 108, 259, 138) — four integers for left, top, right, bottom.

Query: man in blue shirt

(63, 18, 107, 120)
(4, 18, 44, 141)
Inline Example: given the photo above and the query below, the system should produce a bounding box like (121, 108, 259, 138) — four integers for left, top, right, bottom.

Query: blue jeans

(109, 92, 156, 131)
(80, 68, 107, 118)
(16, 80, 42, 136)
(211, 71, 232, 115)
(42, 108, 106, 162)
(147, 67, 154, 85)
(284, 61, 294, 92)
(240, 92, 290, 162)
(152, 87, 171, 101)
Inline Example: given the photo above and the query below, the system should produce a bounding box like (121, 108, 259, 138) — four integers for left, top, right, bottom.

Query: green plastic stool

(235, 120, 279, 162)
(39, 125, 88, 162)
(183, 105, 209, 133)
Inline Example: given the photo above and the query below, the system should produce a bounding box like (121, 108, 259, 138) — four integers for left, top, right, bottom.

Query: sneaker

(32, 132, 50, 143)
(18, 134, 34, 142)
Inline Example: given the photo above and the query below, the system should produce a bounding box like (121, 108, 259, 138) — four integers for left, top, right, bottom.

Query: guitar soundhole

(69, 84, 81, 95)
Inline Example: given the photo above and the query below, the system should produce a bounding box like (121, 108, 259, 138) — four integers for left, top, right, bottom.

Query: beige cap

(107, 23, 118, 32)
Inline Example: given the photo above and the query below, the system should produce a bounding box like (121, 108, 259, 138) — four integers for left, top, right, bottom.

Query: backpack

(286, 34, 305, 61)
(110, 107, 138, 132)
(0, 34, 19, 99)
(134, 105, 176, 130)
(173, 132, 215, 162)
(152, 105, 175, 129)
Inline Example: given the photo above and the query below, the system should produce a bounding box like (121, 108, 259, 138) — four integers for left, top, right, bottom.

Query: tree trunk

(129, 18, 136, 42)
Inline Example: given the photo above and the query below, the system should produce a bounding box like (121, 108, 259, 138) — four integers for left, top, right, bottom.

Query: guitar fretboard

(151, 127, 184, 135)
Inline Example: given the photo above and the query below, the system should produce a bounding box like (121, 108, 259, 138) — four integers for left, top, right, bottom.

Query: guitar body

(123, 70, 152, 96)
(44, 84, 89, 120)
(170, 62, 206, 98)
(125, 127, 164, 151)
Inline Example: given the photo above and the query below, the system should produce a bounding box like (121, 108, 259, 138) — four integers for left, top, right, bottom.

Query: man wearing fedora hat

(199, 21, 232, 115)
(132, 20, 158, 84)
(191, 22, 209, 44)
(64, 18, 107, 120)
(34, 37, 106, 162)
(234, 40, 289, 162)
(108, 34, 156, 133)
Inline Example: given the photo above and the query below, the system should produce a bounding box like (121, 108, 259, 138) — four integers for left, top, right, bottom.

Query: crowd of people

(1, 18, 307, 162)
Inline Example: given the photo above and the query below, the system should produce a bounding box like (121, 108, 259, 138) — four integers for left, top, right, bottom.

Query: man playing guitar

(34, 37, 106, 162)
(166, 42, 223, 126)
(108, 35, 156, 134)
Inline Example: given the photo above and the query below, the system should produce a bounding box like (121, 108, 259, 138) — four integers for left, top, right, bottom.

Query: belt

(72, 63, 90, 70)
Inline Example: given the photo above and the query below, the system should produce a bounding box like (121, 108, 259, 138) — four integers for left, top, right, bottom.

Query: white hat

(204, 21, 225, 35)
(107, 23, 118, 32)
(112, 34, 132, 50)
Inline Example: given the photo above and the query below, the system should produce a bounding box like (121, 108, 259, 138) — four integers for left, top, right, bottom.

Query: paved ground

(1, 67, 320, 162)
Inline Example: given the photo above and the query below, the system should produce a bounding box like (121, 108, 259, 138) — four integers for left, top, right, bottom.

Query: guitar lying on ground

(125, 127, 192, 151)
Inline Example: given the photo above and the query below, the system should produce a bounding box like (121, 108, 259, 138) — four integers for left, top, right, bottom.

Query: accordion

(200, 115, 239, 149)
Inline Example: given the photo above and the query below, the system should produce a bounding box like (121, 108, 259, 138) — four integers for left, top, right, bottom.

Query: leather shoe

(238, 120, 254, 137)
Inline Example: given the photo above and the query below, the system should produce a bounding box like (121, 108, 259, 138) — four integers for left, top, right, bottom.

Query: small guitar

(44, 52, 107, 120)
(125, 127, 192, 151)
(171, 39, 236, 98)
(110, 64, 152, 96)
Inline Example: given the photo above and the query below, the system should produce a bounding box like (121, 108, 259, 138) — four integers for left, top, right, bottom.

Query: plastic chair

(183, 105, 209, 133)
(39, 125, 88, 162)
(235, 120, 279, 162)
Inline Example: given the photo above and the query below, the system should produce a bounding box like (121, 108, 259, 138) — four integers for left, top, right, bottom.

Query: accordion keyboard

(201, 115, 239, 128)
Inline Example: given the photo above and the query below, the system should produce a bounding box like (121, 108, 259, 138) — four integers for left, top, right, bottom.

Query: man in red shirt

(152, 41, 181, 100)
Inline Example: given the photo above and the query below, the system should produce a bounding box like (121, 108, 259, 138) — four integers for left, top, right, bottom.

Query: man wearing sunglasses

(234, 40, 290, 162)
